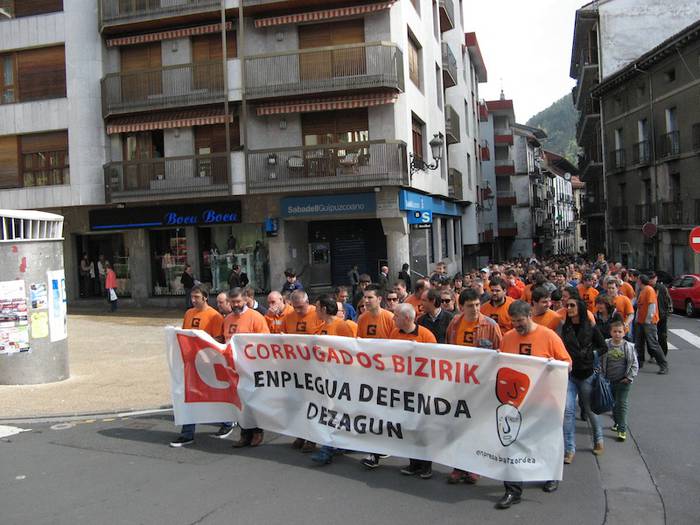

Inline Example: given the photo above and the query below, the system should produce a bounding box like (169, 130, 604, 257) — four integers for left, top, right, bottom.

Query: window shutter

(17, 45, 66, 102)
(0, 135, 19, 189)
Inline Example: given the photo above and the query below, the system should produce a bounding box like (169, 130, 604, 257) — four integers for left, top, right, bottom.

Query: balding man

(264, 291, 292, 334)
(216, 292, 232, 316)
(378, 265, 390, 296)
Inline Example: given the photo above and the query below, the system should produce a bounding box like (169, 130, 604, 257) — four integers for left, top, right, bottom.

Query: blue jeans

(180, 422, 233, 439)
(564, 374, 603, 453)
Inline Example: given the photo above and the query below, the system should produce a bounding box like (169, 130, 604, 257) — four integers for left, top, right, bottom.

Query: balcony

(479, 224, 494, 243)
(609, 148, 626, 172)
(445, 105, 460, 145)
(245, 42, 404, 100)
(246, 140, 407, 194)
(495, 159, 515, 175)
(611, 206, 629, 227)
(498, 221, 517, 237)
(582, 197, 606, 215)
(496, 185, 516, 206)
(659, 130, 680, 159)
(438, 0, 455, 32)
(99, 0, 220, 33)
(104, 153, 229, 203)
(661, 201, 683, 225)
(448, 168, 463, 201)
(633, 203, 655, 225)
(102, 61, 225, 117)
(573, 48, 600, 110)
(631, 140, 650, 165)
(576, 98, 600, 142)
(441, 42, 458, 88)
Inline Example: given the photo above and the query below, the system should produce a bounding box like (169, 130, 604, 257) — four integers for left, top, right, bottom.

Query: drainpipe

(220, 0, 232, 194)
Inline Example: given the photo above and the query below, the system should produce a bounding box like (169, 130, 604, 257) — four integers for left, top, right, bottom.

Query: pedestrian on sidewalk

(634, 274, 668, 374)
(650, 272, 672, 357)
(105, 262, 118, 312)
(601, 320, 639, 442)
(180, 264, 196, 309)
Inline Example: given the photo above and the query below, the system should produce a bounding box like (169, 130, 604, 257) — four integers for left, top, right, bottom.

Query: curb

(0, 405, 173, 425)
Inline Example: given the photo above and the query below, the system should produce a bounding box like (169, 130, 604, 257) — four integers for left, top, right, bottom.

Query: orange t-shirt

(577, 284, 599, 312)
(521, 284, 534, 305)
(223, 308, 270, 337)
(557, 307, 596, 324)
(453, 317, 480, 347)
(480, 296, 514, 333)
(533, 309, 562, 331)
(281, 305, 324, 334)
(612, 295, 634, 320)
(500, 324, 572, 365)
(265, 304, 293, 334)
(182, 306, 223, 339)
(637, 285, 659, 324)
(620, 281, 636, 300)
(405, 294, 423, 316)
(345, 319, 358, 337)
(318, 318, 355, 337)
(357, 309, 395, 339)
(389, 325, 437, 344)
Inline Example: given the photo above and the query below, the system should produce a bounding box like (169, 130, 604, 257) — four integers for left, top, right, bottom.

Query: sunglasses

(386, 297, 399, 302)
(566, 303, 577, 308)
(441, 298, 453, 303)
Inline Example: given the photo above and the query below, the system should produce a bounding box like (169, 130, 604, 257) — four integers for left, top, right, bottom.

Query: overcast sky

(464, 0, 583, 123)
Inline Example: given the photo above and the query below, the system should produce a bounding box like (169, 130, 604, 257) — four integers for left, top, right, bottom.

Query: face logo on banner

(192, 317, 201, 328)
(518, 343, 532, 356)
(367, 325, 377, 336)
(495, 368, 531, 447)
(296, 321, 307, 333)
(177, 334, 241, 409)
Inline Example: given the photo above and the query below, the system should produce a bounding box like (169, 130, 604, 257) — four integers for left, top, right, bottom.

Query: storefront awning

(256, 93, 397, 116)
(106, 22, 232, 47)
(106, 108, 233, 134)
(254, 1, 395, 28)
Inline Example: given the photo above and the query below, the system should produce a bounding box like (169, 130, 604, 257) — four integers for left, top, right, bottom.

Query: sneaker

(169, 436, 194, 448)
(611, 424, 619, 432)
(564, 451, 575, 464)
(657, 367, 668, 375)
(400, 463, 422, 476)
(361, 454, 380, 469)
(616, 431, 627, 442)
(301, 441, 316, 453)
(378, 454, 391, 459)
(418, 466, 433, 480)
(593, 441, 605, 456)
(311, 447, 333, 465)
(210, 425, 235, 439)
(250, 431, 264, 447)
(291, 437, 305, 449)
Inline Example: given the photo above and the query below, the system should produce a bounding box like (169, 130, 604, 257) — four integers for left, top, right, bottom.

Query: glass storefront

(198, 224, 270, 294)
(76, 233, 131, 297)
(150, 229, 188, 296)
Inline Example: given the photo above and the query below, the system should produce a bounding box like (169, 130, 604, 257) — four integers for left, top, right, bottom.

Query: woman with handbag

(105, 262, 118, 312)
(561, 297, 607, 463)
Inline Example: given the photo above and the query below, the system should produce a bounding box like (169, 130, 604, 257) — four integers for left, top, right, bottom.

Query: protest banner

(165, 327, 568, 481)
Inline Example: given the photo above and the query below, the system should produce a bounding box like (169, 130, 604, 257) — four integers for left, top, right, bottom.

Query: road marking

(0, 425, 30, 438)
(669, 329, 700, 348)
(116, 408, 172, 418)
(668, 342, 678, 350)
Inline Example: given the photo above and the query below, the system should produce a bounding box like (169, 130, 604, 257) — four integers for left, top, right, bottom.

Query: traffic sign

(690, 226, 700, 253)
(407, 210, 433, 225)
(642, 222, 657, 238)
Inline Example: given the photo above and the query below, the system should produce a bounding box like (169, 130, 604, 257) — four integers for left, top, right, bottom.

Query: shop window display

(199, 224, 270, 294)
(151, 229, 188, 296)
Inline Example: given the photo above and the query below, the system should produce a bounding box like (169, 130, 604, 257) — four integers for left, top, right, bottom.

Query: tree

(526, 94, 578, 163)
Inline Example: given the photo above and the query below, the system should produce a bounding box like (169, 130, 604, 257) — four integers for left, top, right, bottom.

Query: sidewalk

(0, 306, 181, 419)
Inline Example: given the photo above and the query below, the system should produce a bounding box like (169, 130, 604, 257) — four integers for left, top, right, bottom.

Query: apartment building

(570, 0, 698, 258)
(593, 21, 700, 275)
(540, 151, 577, 256)
(0, 0, 487, 303)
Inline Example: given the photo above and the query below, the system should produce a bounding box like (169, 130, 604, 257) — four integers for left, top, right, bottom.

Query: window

(151, 229, 189, 296)
(432, 1, 439, 39)
(302, 109, 369, 146)
(1, 54, 15, 104)
(664, 68, 676, 83)
(411, 114, 425, 162)
(20, 130, 69, 187)
(665, 107, 677, 132)
(441, 219, 449, 259)
(0, 0, 63, 18)
(636, 83, 645, 102)
(464, 101, 469, 135)
(428, 225, 435, 263)
(466, 153, 472, 189)
(0, 135, 19, 188)
(435, 64, 442, 109)
(453, 217, 460, 255)
(192, 31, 237, 60)
(407, 33, 422, 88)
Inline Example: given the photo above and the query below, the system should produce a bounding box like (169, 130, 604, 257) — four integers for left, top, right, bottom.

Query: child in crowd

(600, 319, 639, 441)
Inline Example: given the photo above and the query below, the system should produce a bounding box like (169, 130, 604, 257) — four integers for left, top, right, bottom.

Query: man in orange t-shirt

(264, 291, 293, 334)
(336, 301, 358, 336)
(281, 290, 324, 336)
(404, 278, 429, 316)
(357, 284, 395, 339)
(389, 303, 437, 479)
(315, 294, 355, 337)
(619, 271, 636, 300)
(171, 286, 230, 448)
(531, 286, 562, 331)
(577, 274, 599, 312)
(606, 279, 634, 333)
(496, 300, 571, 509)
(635, 274, 667, 373)
(480, 278, 514, 333)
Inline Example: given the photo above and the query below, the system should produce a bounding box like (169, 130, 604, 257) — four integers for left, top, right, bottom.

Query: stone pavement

(0, 306, 180, 419)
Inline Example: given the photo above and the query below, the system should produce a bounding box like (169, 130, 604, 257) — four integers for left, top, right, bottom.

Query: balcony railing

(438, 0, 455, 32)
(100, 0, 219, 29)
(609, 148, 625, 171)
(498, 222, 517, 236)
(631, 140, 650, 165)
(441, 42, 458, 88)
(633, 203, 655, 224)
(611, 206, 629, 227)
(245, 42, 404, 99)
(104, 153, 229, 203)
(659, 130, 680, 158)
(661, 201, 683, 225)
(445, 105, 460, 145)
(448, 168, 463, 201)
(582, 198, 606, 215)
(102, 61, 225, 117)
(246, 140, 407, 194)
(576, 98, 599, 140)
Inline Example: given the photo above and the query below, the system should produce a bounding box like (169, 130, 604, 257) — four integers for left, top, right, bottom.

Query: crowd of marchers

(169, 253, 670, 510)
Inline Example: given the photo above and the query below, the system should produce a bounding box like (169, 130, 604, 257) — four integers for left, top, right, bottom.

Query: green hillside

(526, 94, 578, 163)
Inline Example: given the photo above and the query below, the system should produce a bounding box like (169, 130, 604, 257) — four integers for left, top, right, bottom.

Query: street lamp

(410, 134, 444, 175)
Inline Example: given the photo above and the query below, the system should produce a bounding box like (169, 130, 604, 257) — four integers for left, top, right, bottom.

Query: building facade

(0, 0, 488, 303)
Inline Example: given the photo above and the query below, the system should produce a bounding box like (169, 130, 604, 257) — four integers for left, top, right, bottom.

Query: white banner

(166, 327, 568, 481)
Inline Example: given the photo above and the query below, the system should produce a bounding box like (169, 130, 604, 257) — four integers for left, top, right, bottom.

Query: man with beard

(480, 278, 514, 333)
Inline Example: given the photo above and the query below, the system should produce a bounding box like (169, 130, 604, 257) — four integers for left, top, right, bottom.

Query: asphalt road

(1, 315, 699, 525)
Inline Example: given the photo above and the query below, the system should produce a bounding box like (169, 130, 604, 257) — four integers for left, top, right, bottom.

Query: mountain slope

(526, 94, 578, 163)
